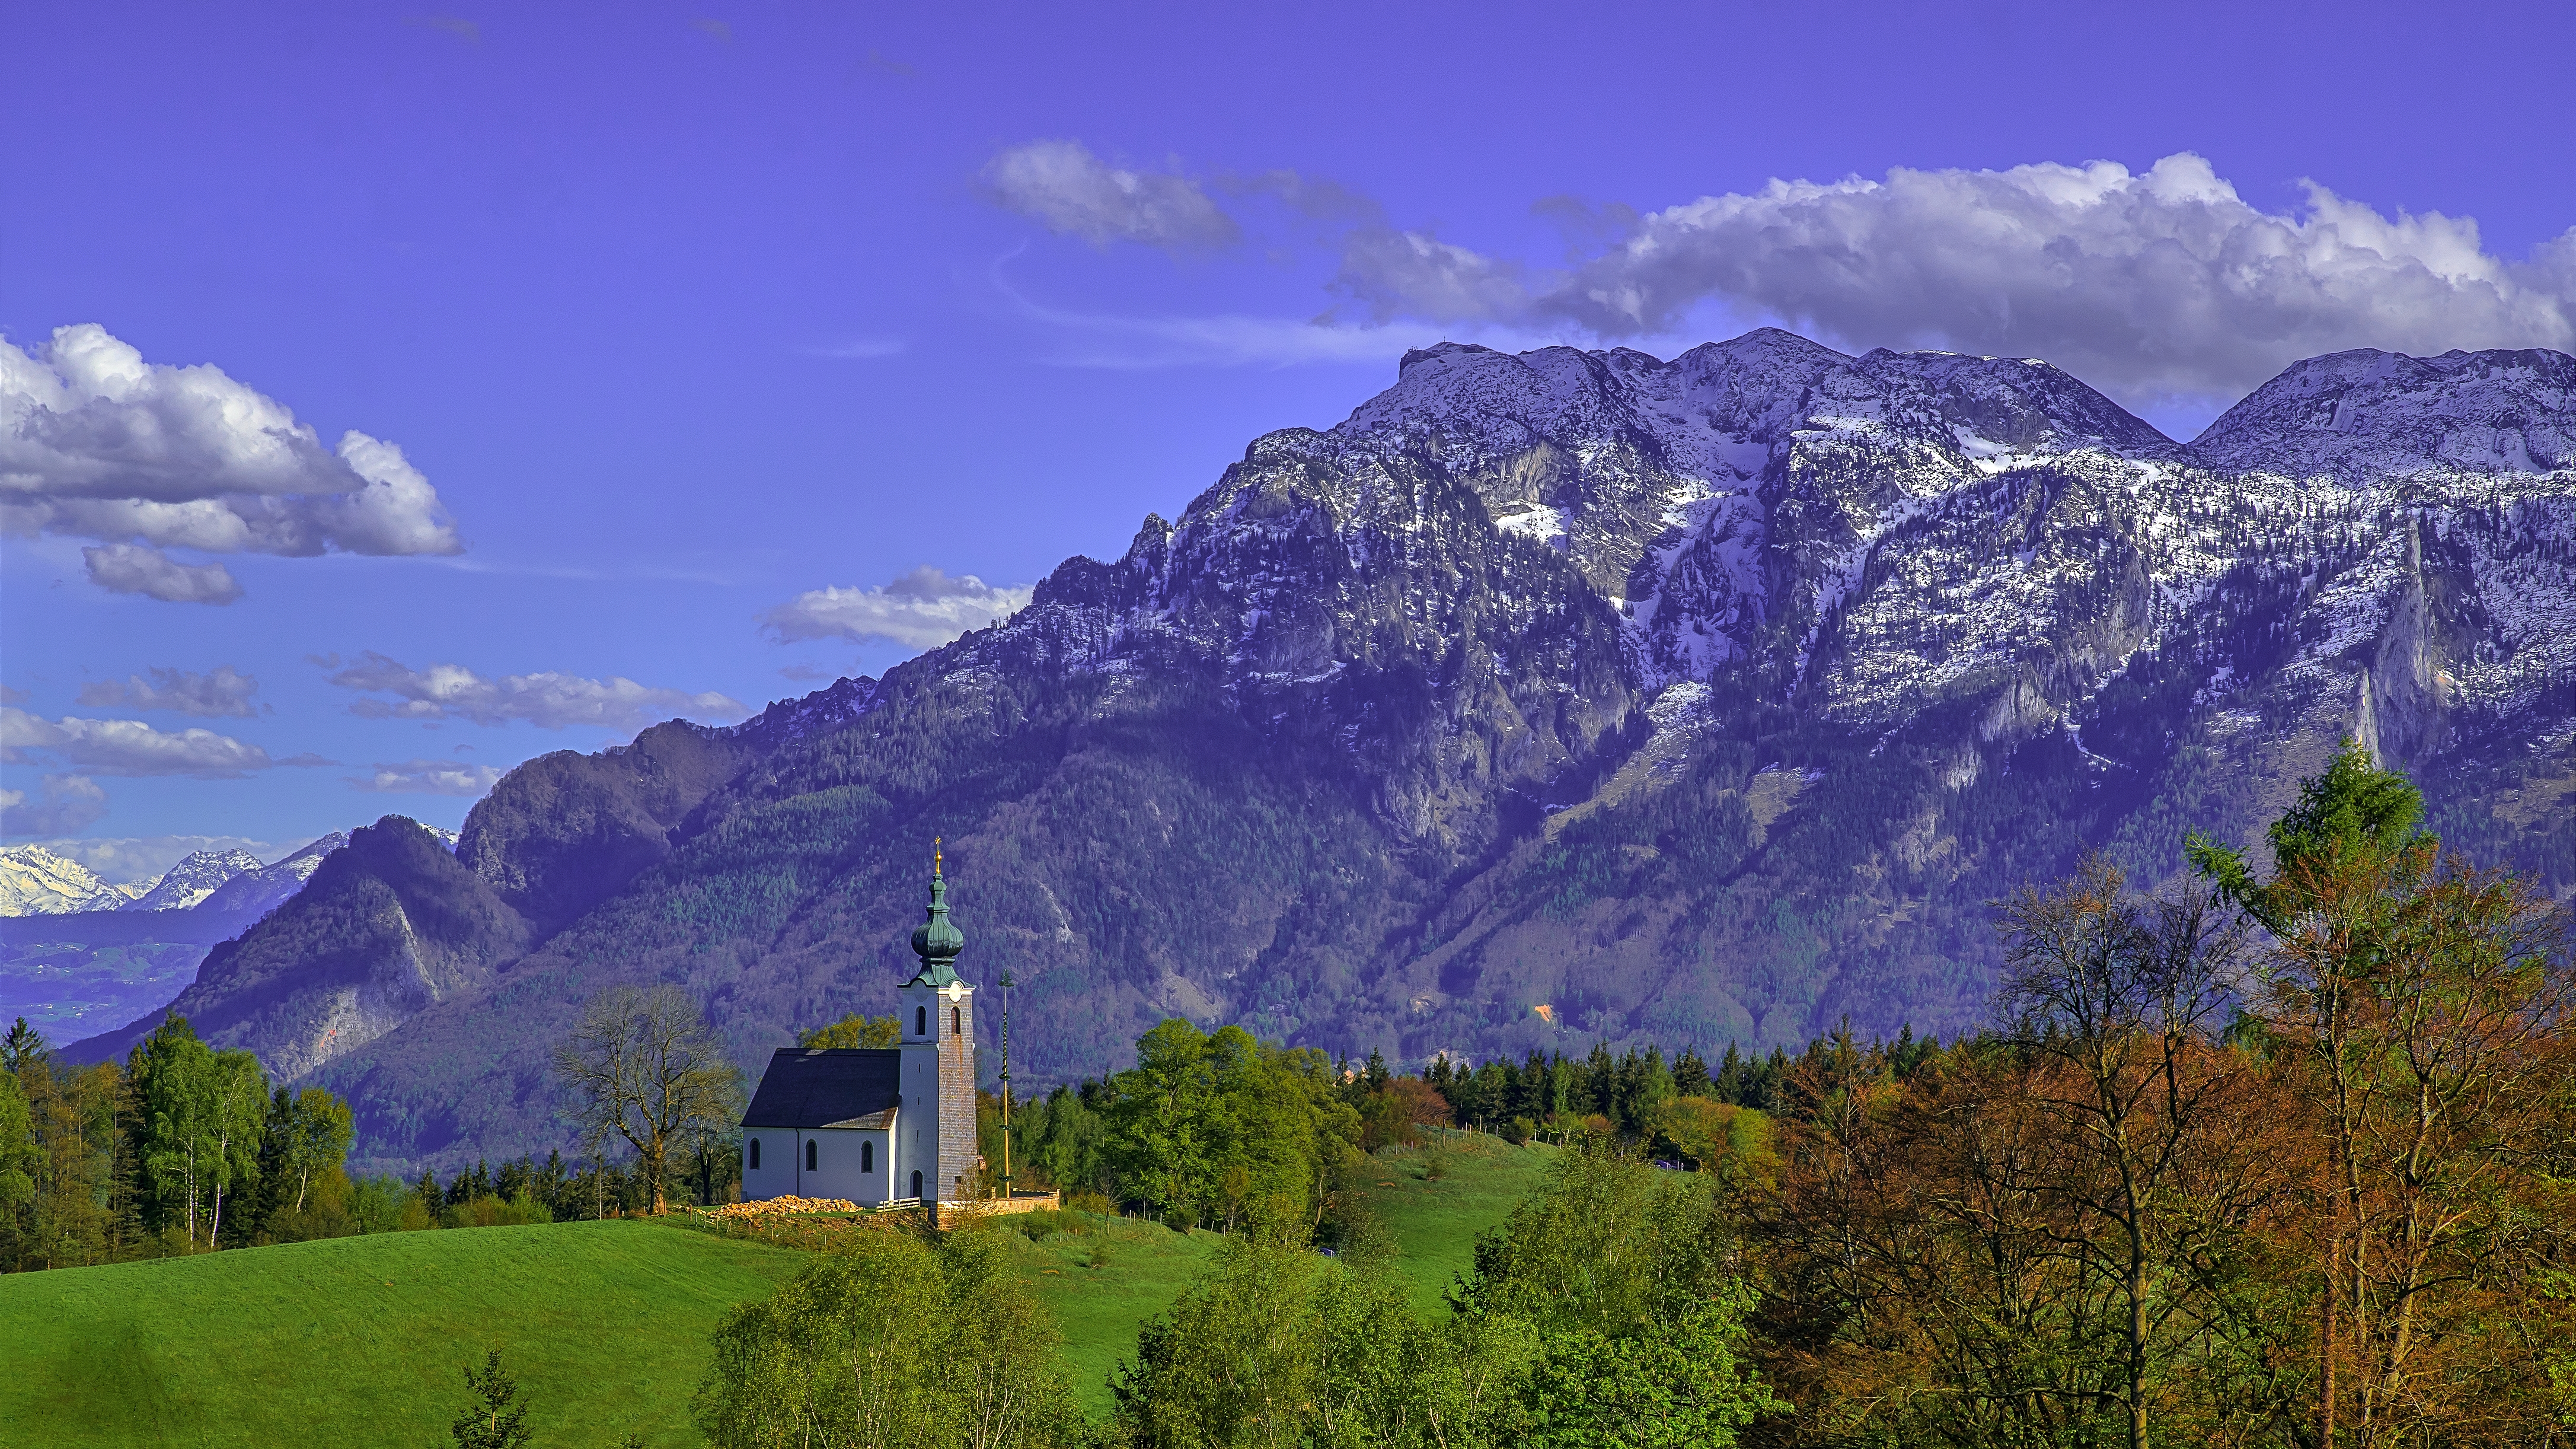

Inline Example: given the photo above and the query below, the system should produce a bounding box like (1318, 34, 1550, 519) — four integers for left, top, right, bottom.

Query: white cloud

(349, 758, 505, 796)
(984, 140, 1240, 252)
(77, 666, 261, 718)
(0, 324, 464, 602)
(1329, 153, 2576, 403)
(763, 566, 1033, 651)
(82, 543, 246, 603)
(0, 776, 108, 836)
(0, 706, 315, 778)
(15, 832, 294, 878)
(1336, 229, 1535, 328)
(321, 652, 751, 730)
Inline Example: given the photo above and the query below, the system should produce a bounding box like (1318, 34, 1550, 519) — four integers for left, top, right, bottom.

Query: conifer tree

(450, 1350, 534, 1449)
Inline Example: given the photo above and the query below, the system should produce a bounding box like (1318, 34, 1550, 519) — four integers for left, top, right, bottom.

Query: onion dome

(907, 840, 964, 986)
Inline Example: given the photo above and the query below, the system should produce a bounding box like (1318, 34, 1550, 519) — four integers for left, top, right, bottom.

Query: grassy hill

(0, 1219, 804, 1448)
(1, 1136, 1556, 1443)
(1008, 1133, 1553, 1415)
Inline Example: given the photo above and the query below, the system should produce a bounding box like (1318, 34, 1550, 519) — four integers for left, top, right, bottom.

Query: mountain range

(63, 331, 2576, 1175)
(0, 834, 377, 920)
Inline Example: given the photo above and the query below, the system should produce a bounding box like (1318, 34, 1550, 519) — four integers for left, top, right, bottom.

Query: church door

(911, 1169, 923, 1201)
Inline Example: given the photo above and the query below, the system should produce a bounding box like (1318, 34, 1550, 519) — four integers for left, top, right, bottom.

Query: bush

(694, 1226, 1079, 1447)
(441, 1194, 554, 1229)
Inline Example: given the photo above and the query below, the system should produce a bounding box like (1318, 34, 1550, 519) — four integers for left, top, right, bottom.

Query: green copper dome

(907, 843, 964, 986)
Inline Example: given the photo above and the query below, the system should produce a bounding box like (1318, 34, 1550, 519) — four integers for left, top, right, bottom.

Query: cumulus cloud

(349, 758, 505, 796)
(321, 652, 751, 730)
(0, 775, 109, 836)
(0, 706, 313, 777)
(1330, 153, 2576, 402)
(763, 566, 1033, 651)
(984, 140, 1241, 251)
(82, 543, 246, 603)
(77, 665, 262, 718)
(0, 324, 464, 602)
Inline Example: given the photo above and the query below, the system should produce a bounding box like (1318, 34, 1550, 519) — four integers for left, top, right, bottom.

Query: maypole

(997, 968, 1014, 1201)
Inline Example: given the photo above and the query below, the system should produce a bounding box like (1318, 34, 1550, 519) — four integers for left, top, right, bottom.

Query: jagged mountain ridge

(0, 847, 147, 915)
(72, 331, 2576, 1174)
(119, 850, 266, 912)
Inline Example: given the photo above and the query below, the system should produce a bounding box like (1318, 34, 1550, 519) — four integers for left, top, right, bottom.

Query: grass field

(0, 1219, 805, 1447)
(0, 1134, 1558, 1443)
(1003, 1132, 1556, 1412)
(1339, 1133, 1555, 1314)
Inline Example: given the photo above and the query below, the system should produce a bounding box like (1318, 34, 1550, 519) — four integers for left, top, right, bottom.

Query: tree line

(1, 1014, 358, 1268)
(0, 986, 756, 1271)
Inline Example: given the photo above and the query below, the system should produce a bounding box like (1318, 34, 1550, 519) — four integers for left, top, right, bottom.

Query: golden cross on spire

(934, 836, 943, 876)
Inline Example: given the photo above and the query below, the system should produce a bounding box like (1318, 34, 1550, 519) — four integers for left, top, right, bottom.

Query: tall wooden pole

(998, 968, 1013, 1201)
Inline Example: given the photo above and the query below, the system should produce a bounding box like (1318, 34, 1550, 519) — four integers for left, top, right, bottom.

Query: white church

(738, 850, 979, 1206)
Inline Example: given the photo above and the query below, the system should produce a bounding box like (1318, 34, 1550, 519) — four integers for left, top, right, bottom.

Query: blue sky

(6, 0, 2573, 879)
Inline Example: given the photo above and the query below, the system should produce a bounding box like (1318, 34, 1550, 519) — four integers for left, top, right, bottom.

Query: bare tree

(554, 986, 742, 1214)
(1995, 855, 2277, 1449)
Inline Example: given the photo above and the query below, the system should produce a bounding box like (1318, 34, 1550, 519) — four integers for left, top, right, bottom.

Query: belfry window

(805, 1140, 817, 1172)
(916, 1005, 927, 1036)
(861, 1140, 875, 1173)
(748, 1138, 760, 1170)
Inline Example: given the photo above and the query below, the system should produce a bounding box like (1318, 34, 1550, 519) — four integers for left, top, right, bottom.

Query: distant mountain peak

(2188, 344, 2576, 480)
(0, 845, 142, 916)
(120, 848, 267, 912)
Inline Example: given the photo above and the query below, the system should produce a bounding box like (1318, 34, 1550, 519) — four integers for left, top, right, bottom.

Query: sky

(5, 0, 2573, 880)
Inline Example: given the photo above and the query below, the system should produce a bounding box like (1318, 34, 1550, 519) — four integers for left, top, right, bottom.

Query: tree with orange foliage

(2198, 743, 2576, 1446)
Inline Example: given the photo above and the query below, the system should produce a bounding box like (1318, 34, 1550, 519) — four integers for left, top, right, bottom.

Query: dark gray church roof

(741, 1048, 903, 1129)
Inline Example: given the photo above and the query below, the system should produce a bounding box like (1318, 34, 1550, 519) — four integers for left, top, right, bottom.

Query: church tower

(896, 843, 977, 1206)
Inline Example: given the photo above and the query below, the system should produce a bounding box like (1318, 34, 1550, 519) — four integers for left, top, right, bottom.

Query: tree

(1453, 1145, 1777, 1447)
(555, 985, 742, 1215)
(1099, 1019, 1359, 1232)
(451, 1349, 535, 1449)
(0, 1067, 36, 1266)
(2, 1016, 46, 1074)
(2196, 743, 2576, 1443)
(126, 1016, 266, 1248)
(694, 1226, 1078, 1449)
(1992, 856, 2266, 1449)
(799, 1013, 900, 1049)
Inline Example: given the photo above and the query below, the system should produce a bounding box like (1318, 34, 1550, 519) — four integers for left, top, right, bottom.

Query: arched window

(951, 1006, 961, 1036)
(916, 1005, 927, 1036)
(910, 1169, 923, 1201)
(748, 1138, 760, 1170)
(861, 1140, 875, 1173)
(805, 1139, 817, 1172)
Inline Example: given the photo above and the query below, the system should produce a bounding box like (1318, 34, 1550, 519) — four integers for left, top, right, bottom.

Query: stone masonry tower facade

(896, 844, 977, 1205)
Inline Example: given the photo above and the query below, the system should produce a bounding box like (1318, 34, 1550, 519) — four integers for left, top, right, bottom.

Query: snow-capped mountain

(63, 334, 2576, 1176)
(194, 833, 352, 918)
(0, 847, 150, 916)
(2185, 346, 2573, 481)
(119, 849, 268, 911)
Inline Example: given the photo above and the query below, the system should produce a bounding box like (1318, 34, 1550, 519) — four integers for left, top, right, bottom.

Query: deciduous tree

(554, 985, 743, 1215)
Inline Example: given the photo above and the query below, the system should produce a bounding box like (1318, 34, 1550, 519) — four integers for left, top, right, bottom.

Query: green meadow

(0, 1136, 1554, 1445)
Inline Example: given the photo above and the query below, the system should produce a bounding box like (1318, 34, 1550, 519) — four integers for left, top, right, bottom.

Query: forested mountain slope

(74, 333, 2576, 1173)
